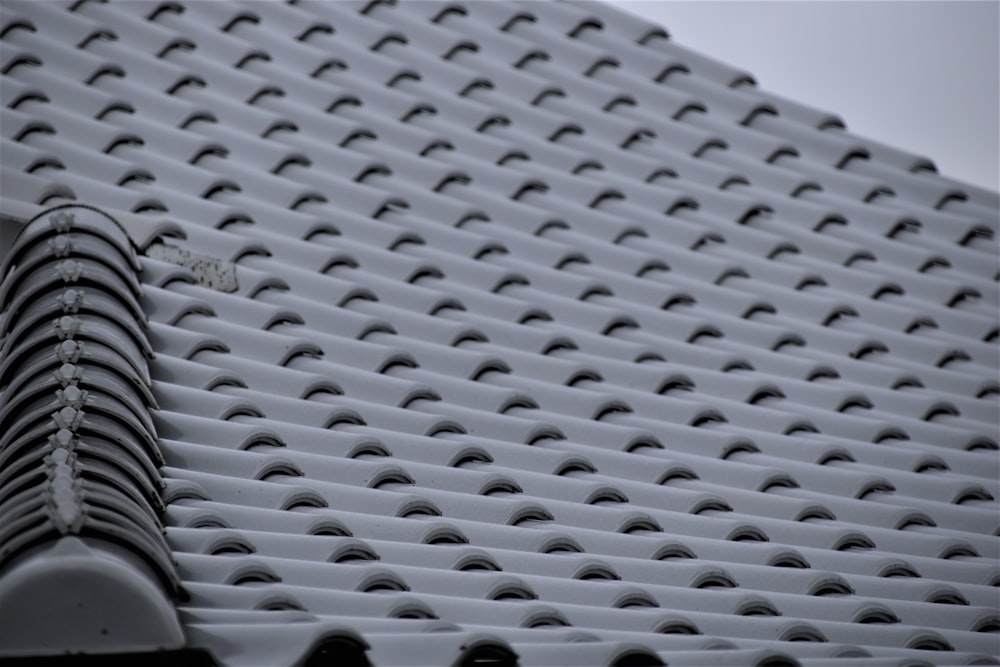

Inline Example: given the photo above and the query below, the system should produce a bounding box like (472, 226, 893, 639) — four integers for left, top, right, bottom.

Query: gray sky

(615, 1, 999, 191)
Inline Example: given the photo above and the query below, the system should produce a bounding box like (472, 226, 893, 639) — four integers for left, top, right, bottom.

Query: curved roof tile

(1, 2, 998, 666)
(0, 205, 184, 657)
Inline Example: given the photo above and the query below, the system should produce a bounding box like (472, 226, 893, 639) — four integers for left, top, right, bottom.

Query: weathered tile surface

(1, 1, 997, 665)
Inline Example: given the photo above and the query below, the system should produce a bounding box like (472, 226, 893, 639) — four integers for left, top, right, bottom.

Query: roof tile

(2, 1, 997, 665)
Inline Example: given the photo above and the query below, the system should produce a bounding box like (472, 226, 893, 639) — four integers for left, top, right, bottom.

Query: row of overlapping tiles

(0, 207, 191, 656)
(0, 208, 180, 603)
(1, 0, 998, 665)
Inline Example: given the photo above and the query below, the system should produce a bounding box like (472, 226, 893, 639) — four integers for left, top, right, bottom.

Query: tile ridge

(0, 204, 185, 657)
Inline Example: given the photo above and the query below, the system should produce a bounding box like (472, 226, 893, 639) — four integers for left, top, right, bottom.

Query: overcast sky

(616, 1, 999, 192)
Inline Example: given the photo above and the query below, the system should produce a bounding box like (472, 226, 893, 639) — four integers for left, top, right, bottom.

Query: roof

(0, 1, 998, 666)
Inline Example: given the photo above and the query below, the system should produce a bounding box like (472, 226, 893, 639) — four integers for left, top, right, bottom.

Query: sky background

(616, 1, 999, 191)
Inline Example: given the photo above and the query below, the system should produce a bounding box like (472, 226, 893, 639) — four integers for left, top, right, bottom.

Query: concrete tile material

(1, 1, 997, 665)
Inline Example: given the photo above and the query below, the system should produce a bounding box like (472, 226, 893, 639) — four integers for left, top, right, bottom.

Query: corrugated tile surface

(1, 1, 998, 665)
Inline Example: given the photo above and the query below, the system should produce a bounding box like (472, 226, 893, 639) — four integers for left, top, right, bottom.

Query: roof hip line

(0, 204, 185, 658)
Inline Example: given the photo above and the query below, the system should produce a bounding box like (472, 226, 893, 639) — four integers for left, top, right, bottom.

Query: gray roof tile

(2, 1, 998, 665)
